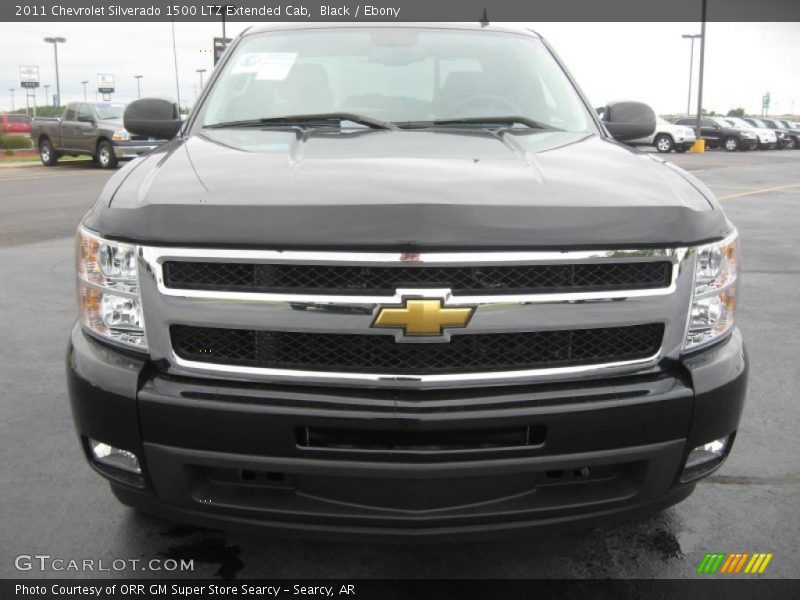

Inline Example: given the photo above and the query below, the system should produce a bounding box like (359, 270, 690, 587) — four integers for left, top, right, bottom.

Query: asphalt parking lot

(1, 148, 799, 579)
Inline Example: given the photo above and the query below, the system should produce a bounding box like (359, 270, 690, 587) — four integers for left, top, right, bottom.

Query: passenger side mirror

(124, 98, 182, 140)
(601, 101, 656, 141)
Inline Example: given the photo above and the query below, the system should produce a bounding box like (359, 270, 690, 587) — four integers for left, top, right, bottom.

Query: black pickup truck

(68, 23, 747, 540)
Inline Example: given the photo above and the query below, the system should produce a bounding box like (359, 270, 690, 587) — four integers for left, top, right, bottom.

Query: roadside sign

(20, 65, 40, 88)
(97, 73, 115, 93)
(214, 37, 232, 65)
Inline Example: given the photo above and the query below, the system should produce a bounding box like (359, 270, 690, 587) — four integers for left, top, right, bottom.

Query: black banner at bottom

(4, 579, 800, 600)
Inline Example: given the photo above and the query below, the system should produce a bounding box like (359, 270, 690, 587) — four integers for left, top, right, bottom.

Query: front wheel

(96, 141, 118, 169)
(654, 134, 674, 153)
(724, 137, 740, 152)
(39, 139, 58, 166)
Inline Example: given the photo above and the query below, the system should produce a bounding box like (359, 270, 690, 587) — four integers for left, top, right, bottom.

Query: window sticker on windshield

(254, 53, 297, 81)
(231, 52, 297, 80)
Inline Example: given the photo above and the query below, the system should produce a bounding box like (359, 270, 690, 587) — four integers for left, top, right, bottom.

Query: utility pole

(694, 0, 707, 145)
(171, 18, 182, 112)
(43, 37, 66, 107)
(196, 68, 207, 91)
(43, 84, 50, 105)
(134, 75, 143, 98)
(9, 88, 14, 111)
(681, 34, 701, 117)
(81, 80, 88, 100)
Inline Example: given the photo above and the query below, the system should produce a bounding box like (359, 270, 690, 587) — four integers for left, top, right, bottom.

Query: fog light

(89, 439, 141, 474)
(681, 435, 730, 482)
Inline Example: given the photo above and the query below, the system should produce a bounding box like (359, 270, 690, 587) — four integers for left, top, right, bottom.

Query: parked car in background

(0, 113, 32, 134)
(31, 102, 165, 168)
(674, 116, 757, 151)
(719, 117, 777, 150)
(627, 116, 695, 152)
(759, 118, 797, 149)
(739, 117, 780, 149)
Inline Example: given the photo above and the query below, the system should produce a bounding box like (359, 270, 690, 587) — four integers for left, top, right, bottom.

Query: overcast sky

(1, 21, 798, 116)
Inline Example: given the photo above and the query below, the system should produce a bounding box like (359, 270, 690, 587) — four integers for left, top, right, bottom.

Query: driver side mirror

(124, 98, 182, 140)
(601, 101, 656, 141)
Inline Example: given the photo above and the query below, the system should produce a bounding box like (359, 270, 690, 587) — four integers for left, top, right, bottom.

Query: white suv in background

(627, 116, 696, 153)
(726, 117, 778, 149)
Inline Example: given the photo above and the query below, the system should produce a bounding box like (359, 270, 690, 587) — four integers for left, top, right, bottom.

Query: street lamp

(9, 89, 14, 111)
(43, 36, 66, 107)
(681, 34, 701, 117)
(81, 80, 88, 100)
(134, 75, 143, 98)
(196, 68, 207, 91)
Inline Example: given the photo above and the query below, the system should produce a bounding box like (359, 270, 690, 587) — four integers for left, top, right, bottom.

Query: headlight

(684, 232, 738, 351)
(111, 129, 130, 141)
(76, 227, 146, 350)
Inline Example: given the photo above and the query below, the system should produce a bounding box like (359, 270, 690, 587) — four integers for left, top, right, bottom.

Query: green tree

(727, 107, 746, 117)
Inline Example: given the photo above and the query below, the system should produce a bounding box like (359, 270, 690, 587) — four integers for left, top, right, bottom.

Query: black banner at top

(4, 0, 800, 22)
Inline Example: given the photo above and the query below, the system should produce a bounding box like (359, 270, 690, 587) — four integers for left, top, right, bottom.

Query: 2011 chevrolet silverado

(31, 101, 163, 168)
(67, 23, 747, 540)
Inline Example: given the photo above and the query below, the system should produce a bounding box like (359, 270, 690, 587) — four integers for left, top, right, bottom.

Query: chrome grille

(138, 246, 693, 389)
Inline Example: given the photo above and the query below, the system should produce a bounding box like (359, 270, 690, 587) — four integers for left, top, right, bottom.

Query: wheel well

(96, 136, 112, 151)
(37, 134, 50, 147)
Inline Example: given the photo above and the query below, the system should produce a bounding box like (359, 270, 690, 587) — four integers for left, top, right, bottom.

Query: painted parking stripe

(718, 182, 800, 200)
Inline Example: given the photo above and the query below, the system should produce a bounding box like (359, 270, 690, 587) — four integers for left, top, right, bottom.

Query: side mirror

(124, 98, 182, 140)
(602, 101, 656, 141)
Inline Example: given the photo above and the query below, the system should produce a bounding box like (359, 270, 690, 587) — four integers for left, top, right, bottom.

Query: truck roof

(244, 22, 542, 39)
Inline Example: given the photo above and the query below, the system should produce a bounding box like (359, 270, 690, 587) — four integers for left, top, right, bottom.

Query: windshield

(201, 28, 591, 132)
(94, 104, 124, 120)
(725, 117, 749, 128)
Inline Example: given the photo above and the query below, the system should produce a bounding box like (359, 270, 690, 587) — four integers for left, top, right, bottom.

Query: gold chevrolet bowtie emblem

(373, 299, 474, 336)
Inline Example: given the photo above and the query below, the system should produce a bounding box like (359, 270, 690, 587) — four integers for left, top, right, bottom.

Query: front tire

(39, 139, 58, 166)
(96, 141, 118, 169)
(724, 136, 740, 152)
(654, 134, 674, 153)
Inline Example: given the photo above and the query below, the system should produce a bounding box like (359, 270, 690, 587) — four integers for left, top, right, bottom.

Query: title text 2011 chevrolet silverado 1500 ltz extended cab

(68, 24, 747, 540)
(31, 102, 162, 168)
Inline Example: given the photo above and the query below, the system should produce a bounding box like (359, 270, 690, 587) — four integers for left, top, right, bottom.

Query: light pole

(694, 0, 708, 143)
(134, 75, 143, 98)
(196, 68, 207, 91)
(44, 37, 66, 107)
(43, 84, 50, 105)
(9, 88, 14, 111)
(682, 34, 701, 117)
(81, 80, 88, 100)
(171, 18, 182, 111)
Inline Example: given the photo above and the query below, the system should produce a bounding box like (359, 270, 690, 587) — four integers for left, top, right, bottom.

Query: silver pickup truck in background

(31, 101, 164, 168)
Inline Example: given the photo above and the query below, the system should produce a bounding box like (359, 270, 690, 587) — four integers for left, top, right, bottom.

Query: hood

(87, 128, 731, 249)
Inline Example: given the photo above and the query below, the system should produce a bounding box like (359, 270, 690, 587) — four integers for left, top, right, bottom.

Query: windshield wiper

(396, 116, 562, 131)
(205, 112, 396, 130)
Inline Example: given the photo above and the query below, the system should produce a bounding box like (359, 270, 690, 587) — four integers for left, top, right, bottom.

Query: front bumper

(67, 324, 747, 541)
(112, 141, 160, 159)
